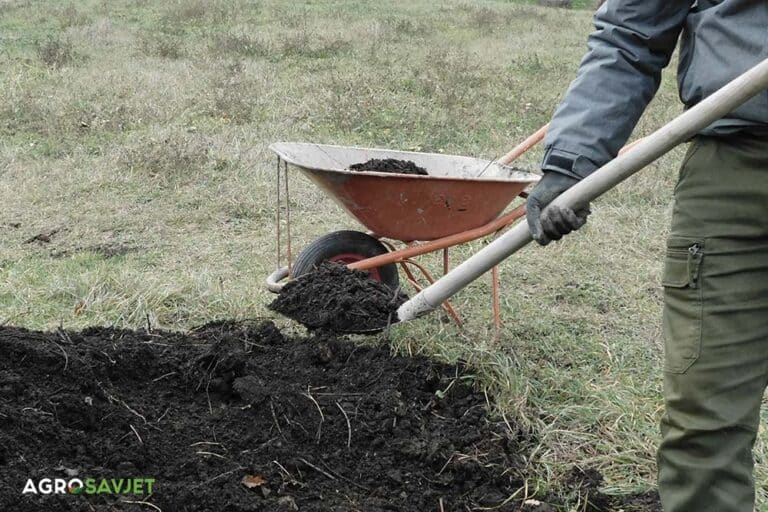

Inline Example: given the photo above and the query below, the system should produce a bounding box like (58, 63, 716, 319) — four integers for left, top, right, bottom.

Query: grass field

(2, 0, 767, 508)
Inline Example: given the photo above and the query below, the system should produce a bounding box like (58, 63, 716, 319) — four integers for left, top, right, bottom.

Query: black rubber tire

(292, 230, 400, 291)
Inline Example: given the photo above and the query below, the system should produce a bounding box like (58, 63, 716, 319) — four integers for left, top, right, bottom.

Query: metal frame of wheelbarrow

(266, 131, 548, 332)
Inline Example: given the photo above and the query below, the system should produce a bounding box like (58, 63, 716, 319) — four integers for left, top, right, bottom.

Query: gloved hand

(526, 171, 590, 245)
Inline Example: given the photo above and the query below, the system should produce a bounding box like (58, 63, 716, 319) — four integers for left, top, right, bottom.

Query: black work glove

(526, 171, 590, 246)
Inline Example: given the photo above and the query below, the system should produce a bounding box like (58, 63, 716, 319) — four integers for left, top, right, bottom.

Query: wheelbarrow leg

(400, 260, 462, 327)
(492, 265, 501, 338)
(443, 248, 449, 275)
(283, 159, 293, 275)
(275, 157, 293, 275)
(276, 157, 281, 270)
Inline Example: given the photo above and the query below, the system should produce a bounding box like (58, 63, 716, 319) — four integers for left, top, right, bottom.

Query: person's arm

(543, 0, 693, 178)
(527, 0, 693, 245)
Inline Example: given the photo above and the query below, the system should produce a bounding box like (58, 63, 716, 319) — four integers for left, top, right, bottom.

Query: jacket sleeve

(542, 0, 693, 179)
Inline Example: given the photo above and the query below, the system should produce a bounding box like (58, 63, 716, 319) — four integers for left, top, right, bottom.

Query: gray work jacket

(543, 0, 768, 179)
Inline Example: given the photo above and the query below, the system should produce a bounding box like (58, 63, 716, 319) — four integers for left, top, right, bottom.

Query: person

(524, 1, 768, 511)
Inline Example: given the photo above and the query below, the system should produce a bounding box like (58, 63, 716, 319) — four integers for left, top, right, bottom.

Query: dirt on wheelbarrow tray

(0, 320, 661, 512)
(349, 158, 428, 176)
(269, 262, 407, 333)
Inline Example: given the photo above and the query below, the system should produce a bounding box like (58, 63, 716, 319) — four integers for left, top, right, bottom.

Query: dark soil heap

(0, 321, 660, 512)
(348, 158, 428, 176)
(269, 263, 407, 333)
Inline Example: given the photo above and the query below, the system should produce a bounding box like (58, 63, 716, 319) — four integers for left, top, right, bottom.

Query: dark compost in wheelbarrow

(349, 158, 428, 176)
(0, 321, 660, 511)
(269, 262, 407, 333)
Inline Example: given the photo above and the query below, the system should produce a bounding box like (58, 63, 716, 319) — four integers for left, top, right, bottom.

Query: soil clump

(348, 158, 428, 176)
(269, 263, 407, 333)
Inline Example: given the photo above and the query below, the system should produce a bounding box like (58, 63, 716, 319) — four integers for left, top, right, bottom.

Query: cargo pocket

(661, 237, 704, 374)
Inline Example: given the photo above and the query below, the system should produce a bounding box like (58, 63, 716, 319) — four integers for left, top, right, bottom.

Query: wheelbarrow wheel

(292, 230, 399, 291)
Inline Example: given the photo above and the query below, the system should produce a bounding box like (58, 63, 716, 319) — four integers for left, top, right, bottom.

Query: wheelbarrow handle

(398, 57, 768, 322)
(497, 123, 550, 166)
(497, 118, 639, 167)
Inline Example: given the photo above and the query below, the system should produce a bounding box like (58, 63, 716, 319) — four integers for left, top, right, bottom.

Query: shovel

(397, 57, 768, 323)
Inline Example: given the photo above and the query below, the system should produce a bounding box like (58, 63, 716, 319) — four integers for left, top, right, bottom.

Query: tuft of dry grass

(118, 133, 215, 184)
(279, 30, 350, 60)
(538, 0, 573, 8)
(36, 35, 77, 68)
(458, 2, 548, 31)
(381, 16, 423, 37)
(208, 32, 270, 58)
(56, 3, 92, 29)
(160, 0, 255, 26)
(139, 33, 186, 59)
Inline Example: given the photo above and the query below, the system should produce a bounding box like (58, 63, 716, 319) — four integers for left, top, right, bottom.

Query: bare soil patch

(0, 321, 660, 511)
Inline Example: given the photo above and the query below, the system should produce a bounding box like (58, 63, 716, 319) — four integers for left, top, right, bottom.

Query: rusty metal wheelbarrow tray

(269, 142, 539, 242)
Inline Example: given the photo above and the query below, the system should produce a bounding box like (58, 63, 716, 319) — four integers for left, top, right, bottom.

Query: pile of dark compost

(348, 158, 428, 176)
(0, 321, 660, 511)
(269, 263, 407, 333)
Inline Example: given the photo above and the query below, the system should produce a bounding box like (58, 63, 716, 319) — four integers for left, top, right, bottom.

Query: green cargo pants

(658, 133, 768, 512)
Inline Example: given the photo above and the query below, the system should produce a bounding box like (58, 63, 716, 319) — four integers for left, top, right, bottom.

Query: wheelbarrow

(265, 135, 546, 329)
